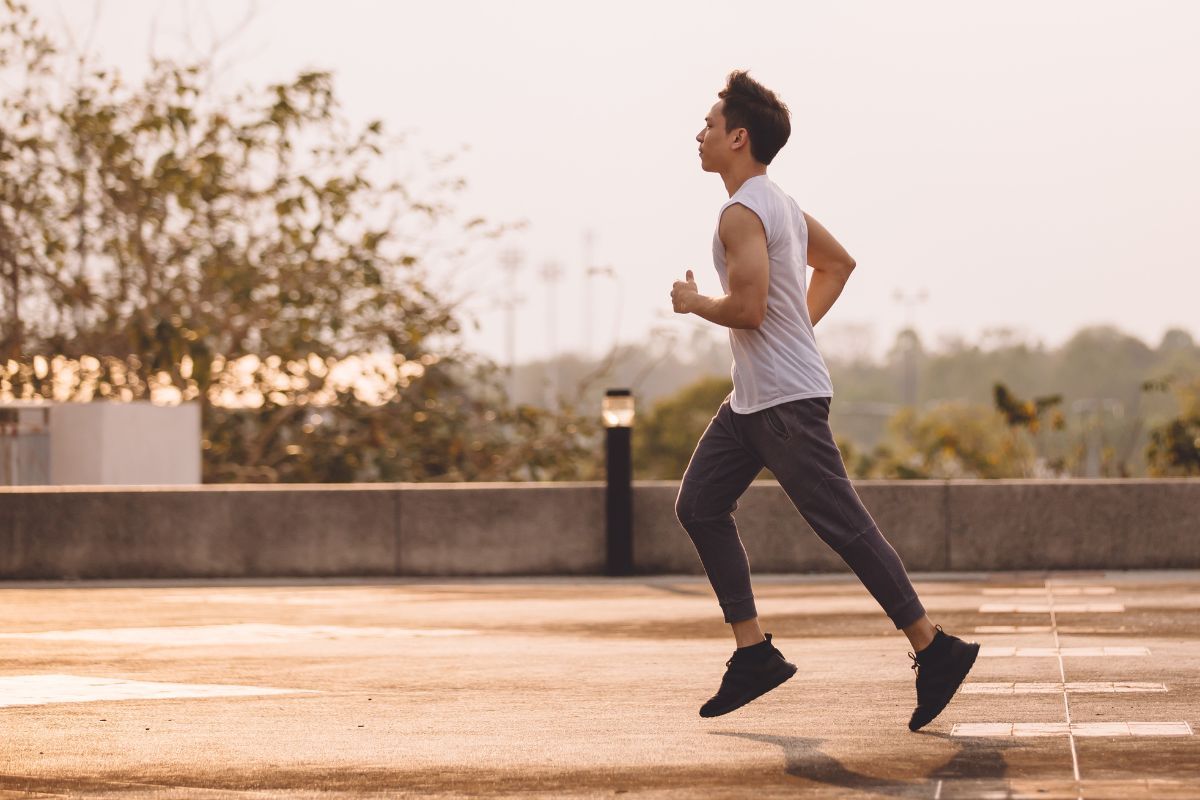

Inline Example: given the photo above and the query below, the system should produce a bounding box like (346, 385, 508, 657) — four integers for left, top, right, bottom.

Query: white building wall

(48, 402, 201, 486)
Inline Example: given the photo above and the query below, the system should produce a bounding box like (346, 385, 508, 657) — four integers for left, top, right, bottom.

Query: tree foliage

(0, 1, 600, 482)
(1145, 378, 1200, 477)
(632, 374, 731, 480)
(848, 401, 1035, 479)
(634, 376, 1060, 480)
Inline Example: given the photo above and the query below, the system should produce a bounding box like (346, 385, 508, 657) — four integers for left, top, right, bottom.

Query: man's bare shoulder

(718, 202, 766, 246)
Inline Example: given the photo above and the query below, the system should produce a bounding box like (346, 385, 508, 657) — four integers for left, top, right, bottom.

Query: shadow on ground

(713, 730, 1019, 798)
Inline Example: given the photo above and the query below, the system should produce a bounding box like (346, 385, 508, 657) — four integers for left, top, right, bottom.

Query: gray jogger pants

(674, 395, 927, 628)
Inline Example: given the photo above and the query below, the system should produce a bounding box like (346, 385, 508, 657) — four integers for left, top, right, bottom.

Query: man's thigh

(748, 397, 877, 540)
(676, 401, 763, 521)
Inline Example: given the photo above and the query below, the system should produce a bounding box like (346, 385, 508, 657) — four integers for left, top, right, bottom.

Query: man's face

(696, 100, 739, 173)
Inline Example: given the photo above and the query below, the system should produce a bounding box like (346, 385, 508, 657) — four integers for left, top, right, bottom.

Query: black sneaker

(699, 633, 798, 718)
(908, 627, 980, 731)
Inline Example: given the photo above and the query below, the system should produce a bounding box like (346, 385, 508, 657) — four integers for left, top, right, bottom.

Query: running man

(670, 70, 978, 730)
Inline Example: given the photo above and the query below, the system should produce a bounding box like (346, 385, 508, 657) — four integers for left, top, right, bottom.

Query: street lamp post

(602, 388, 635, 576)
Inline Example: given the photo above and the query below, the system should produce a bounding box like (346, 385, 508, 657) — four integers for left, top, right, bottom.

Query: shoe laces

(909, 625, 945, 673)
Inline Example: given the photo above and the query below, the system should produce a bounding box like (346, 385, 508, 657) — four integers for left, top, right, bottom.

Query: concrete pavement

(0, 572, 1197, 798)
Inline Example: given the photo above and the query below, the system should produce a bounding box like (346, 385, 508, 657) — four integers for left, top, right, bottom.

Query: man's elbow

(741, 304, 767, 330)
(815, 257, 856, 281)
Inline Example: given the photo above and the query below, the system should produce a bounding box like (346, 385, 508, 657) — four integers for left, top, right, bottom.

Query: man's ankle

(731, 617, 765, 648)
(903, 616, 938, 652)
(736, 637, 775, 661)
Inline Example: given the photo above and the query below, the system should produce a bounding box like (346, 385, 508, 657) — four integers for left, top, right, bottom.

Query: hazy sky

(34, 0, 1200, 365)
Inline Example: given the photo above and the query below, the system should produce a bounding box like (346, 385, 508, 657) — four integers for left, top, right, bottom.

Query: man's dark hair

(718, 70, 790, 165)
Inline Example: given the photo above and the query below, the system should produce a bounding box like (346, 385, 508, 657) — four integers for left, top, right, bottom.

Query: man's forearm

(807, 268, 851, 327)
(688, 293, 761, 330)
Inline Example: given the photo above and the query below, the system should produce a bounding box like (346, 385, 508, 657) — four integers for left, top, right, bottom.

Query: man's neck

(721, 163, 768, 198)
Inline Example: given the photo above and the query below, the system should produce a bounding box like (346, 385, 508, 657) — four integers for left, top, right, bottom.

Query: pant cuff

(721, 596, 758, 624)
(890, 595, 928, 630)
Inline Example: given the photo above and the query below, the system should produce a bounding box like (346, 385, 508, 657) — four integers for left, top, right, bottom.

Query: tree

(873, 402, 1036, 479)
(633, 375, 732, 479)
(837, 384, 1063, 479)
(0, 1, 59, 363)
(1145, 378, 1200, 477)
(0, 1, 597, 483)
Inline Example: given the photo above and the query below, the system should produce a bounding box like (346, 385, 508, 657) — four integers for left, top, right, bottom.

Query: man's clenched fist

(671, 269, 699, 314)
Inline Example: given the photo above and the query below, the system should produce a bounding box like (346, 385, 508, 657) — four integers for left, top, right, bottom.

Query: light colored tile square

(974, 625, 1052, 634)
(978, 602, 1125, 613)
(979, 646, 1017, 657)
(951, 723, 1013, 737)
(1058, 647, 1106, 657)
(978, 646, 1150, 659)
(1015, 647, 1061, 657)
(981, 588, 1047, 596)
(981, 587, 1115, 596)
(1072, 722, 1131, 737)
(1015, 682, 1063, 693)
(1100, 646, 1150, 656)
(960, 683, 1015, 694)
(0, 674, 314, 708)
(978, 603, 1046, 613)
(0, 624, 474, 646)
(951, 721, 1193, 738)
(1064, 682, 1116, 693)
(1013, 723, 1071, 736)
(1054, 603, 1125, 612)
(1127, 722, 1192, 736)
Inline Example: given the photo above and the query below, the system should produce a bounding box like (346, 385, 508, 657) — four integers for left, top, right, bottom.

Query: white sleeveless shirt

(712, 174, 833, 413)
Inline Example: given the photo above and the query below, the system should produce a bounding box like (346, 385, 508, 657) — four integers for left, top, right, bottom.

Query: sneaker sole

(908, 642, 981, 731)
(699, 660, 798, 718)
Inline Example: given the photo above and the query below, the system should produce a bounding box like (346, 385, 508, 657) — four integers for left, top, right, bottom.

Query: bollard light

(603, 389, 634, 576)
(602, 390, 635, 428)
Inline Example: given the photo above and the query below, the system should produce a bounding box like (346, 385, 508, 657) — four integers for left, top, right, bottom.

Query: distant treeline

(510, 324, 1200, 479)
(511, 324, 1198, 416)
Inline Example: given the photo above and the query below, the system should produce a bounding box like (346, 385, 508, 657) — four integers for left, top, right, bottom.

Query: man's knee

(674, 486, 695, 528)
(675, 483, 733, 529)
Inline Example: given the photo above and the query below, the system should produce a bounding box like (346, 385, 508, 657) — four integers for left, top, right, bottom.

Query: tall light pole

(1071, 398, 1123, 477)
(499, 248, 524, 399)
(586, 265, 621, 358)
(893, 288, 928, 407)
(581, 230, 595, 360)
(539, 259, 563, 407)
(579, 230, 622, 362)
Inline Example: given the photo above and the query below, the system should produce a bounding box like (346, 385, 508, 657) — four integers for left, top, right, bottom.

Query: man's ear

(732, 129, 748, 150)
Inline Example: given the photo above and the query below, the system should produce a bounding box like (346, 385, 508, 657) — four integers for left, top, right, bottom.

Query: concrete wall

(1, 479, 1198, 579)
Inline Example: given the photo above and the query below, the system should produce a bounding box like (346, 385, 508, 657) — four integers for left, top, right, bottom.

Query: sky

(31, 0, 1200, 365)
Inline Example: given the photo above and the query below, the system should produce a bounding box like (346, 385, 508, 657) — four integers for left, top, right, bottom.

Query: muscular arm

(804, 211, 856, 326)
(671, 203, 768, 330)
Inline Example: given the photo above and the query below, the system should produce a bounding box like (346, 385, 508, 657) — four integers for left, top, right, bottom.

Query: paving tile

(1015, 723, 1072, 736)
(964, 682, 1167, 695)
(975, 625, 1053, 633)
(979, 646, 1150, 658)
(953, 721, 1193, 738)
(951, 722, 1015, 736)
(1127, 722, 1193, 736)
(1110, 682, 1169, 693)
(1072, 722, 1132, 737)
(0, 624, 474, 646)
(0, 674, 313, 708)
(981, 587, 1116, 596)
(978, 603, 1125, 613)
